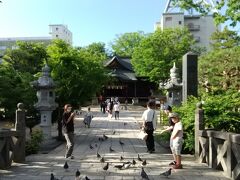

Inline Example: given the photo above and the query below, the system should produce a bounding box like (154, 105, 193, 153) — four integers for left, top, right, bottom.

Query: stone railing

(0, 103, 26, 169)
(195, 103, 240, 180)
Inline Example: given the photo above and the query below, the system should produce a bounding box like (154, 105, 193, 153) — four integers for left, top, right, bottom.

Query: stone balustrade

(195, 102, 240, 180)
(0, 103, 26, 169)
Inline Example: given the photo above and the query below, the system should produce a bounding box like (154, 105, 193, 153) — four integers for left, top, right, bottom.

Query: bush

(25, 130, 44, 155)
(173, 90, 240, 154)
(173, 96, 198, 154)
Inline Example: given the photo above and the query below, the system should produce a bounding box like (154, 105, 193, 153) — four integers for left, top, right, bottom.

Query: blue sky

(0, 0, 167, 47)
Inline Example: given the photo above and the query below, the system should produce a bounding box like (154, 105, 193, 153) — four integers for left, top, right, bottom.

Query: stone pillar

(13, 103, 26, 163)
(182, 52, 198, 102)
(195, 102, 204, 159)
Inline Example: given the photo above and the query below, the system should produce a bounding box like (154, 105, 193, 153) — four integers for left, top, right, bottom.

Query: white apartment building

(0, 24, 72, 54)
(155, 12, 219, 50)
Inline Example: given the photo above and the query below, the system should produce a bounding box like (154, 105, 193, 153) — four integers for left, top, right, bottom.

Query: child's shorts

(170, 138, 184, 155)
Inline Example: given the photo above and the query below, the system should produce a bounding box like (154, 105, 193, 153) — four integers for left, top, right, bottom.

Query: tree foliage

(132, 28, 194, 83)
(172, 0, 240, 26)
(110, 31, 145, 58)
(47, 40, 108, 106)
(211, 26, 240, 50)
(199, 46, 240, 91)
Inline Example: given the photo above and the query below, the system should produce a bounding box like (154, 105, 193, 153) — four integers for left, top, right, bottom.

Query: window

(179, 21, 182, 25)
(56, 35, 58, 38)
(165, 17, 172, 21)
(56, 27, 58, 31)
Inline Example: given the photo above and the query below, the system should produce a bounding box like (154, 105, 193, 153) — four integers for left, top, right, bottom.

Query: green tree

(110, 31, 145, 57)
(0, 42, 45, 120)
(132, 28, 194, 83)
(47, 40, 108, 106)
(4, 41, 47, 74)
(211, 26, 240, 50)
(199, 46, 240, 91)
(172, 0, 240, 26)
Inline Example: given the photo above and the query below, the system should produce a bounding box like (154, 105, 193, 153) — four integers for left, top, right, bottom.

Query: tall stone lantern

(31, 64, 58, 140)
(159, 63, 182, 106)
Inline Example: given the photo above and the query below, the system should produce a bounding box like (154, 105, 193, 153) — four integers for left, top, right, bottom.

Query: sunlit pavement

(0, 106, 230, 180)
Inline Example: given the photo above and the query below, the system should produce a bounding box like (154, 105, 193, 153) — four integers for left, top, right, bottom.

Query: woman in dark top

(62, 104, 75, 159)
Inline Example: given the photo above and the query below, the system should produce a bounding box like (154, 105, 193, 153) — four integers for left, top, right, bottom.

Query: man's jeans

(64, 132, 74, 158)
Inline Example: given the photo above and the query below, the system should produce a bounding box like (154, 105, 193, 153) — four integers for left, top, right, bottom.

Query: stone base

(40, 137, 62, 154)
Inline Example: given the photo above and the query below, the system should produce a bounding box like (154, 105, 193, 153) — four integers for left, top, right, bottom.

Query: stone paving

(0, 106, 230, 180)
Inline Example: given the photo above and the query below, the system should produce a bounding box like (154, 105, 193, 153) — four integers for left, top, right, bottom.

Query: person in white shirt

(113, 101, 120, 120)
(169, 112, 184, 169)
(141, 101, 157, 153)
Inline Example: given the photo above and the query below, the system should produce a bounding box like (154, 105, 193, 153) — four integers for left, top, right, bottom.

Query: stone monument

(31, 64, 58, 140)
(182, 52, 198, 102)
(159, 63, 182, 106)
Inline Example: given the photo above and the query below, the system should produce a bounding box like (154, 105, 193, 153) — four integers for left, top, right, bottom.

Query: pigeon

(98, 137, 104, 141)
(109, 146, 115, 152)
(50, 173, 59, 180)
(141, 167, 149, 180)
(75, 169, 81, 178)
(137, 154, 142, 161)
(123, 162, 131, 169)
(119, 140, 124, 145)
(142, 159, 147, 166)
(63, 161, 69, 170)
(114, 164, 124, 169)
(95, 143, 98, 147)
(160, 168, 172, 178)
(103, 162, 109, 171)
(123, 122, 127, 126)
(97, 153, 101, 158)
(103, 134, 108, 140)
(89, 144, 94, 149)
(100, 157, 105, 163)
(132, 159, 136, 165)
(112, 130, 116, 135)
(120, 156, 124, 160)
(85, 176, 90, 180)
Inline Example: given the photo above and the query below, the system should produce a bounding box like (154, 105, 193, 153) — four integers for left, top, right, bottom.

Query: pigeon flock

(49, 118, 175, 180)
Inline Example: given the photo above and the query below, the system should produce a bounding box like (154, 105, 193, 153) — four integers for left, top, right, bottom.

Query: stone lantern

(160, 63, 182, 106)
(31, 64, 58, 140)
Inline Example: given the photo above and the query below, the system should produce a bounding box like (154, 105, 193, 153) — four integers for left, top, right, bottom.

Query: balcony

(187, 24, 200, 31)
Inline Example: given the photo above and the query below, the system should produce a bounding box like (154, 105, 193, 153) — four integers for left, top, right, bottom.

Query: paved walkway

(0, 107, 230, 180)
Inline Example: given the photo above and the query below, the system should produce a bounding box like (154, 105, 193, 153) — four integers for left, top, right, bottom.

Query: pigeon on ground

(140, 167, 149, 180)
(109, 146, 115, 152)
(97, 153, 101, 158)
(50, 173, 59, 180)
(103, 162, 109, 171)
(119, 140, 124, 145)
(98, 137, 104, 141)
(137, 154, 142, 161)
(89, 144, 94, 149)
(123, 162, 131, 169)
(132, 159, 136, 165)
(100, 157, 105, 163)
(142, 159, 147, 166)
(75, 169, 81, 178)
(114, 164, 124, 169)
(103, 134, 108, 140)
(85, 176, 90, 180)
(120, 156, 124, 160)
(63, 161, 69, 170)
(160, 168, 172, 178)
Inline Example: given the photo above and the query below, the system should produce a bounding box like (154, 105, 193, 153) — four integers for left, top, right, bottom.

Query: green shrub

(173, 90, 240, 154)
(26, 130, 44, 155)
